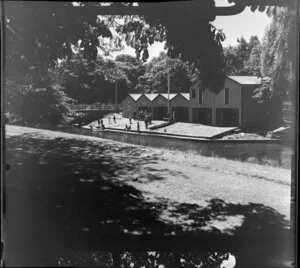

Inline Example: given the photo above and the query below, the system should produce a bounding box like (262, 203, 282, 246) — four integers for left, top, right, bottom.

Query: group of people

(137, 110, 152, 121)
(124, 111, 152, 132)
(136, 110, 152, 130)
(96, 115, 117, 130)
(92, 112, 155, 132)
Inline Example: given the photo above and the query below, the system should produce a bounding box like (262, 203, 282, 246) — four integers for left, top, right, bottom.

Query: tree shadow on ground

(149, 198, 290, 236)
(4, 131, 291, 266)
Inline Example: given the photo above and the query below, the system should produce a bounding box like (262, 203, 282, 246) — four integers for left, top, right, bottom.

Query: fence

(68, 103, 122, 111)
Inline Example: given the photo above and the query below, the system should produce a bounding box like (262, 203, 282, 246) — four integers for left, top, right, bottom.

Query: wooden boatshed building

(122, 93, 190, 121)
(189, 76, 271, 128)
(122, 76, 273, 128)
(122, 94, 140, 118)
(164, 93, 190, 122)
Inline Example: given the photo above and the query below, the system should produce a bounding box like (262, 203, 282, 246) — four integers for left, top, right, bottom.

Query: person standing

(113, 115, 116, 123)
(100, 119, 105, 130)
(137, 122, 140, 133)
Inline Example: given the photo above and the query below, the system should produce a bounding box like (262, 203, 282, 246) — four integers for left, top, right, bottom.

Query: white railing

(68, 103, 122, 111)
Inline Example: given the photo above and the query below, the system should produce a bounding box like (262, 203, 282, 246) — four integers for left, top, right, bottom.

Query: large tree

(118, 12, 226, 92)
(135, 52, 193, 93)
(115, 54, 146, 92)
(223, 35, 262, 76)
(256, 7, 297, 102)
(55, 54, 134, 104)
(3, 1, 113, 124)
(4, 1, 294, 124)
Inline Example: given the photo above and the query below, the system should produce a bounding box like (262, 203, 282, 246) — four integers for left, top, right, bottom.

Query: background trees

(4, 2, 112, 124)
(257, 7, 297, 102)
(119, 10, 226, 92)
(135, 52, 193, 93)
(223, 35, 262, 76)
(4, 2, 297, 126)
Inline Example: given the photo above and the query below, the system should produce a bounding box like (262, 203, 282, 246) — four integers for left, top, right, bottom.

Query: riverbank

(4, 125, 291, 266)
(5, 123, 292, 168)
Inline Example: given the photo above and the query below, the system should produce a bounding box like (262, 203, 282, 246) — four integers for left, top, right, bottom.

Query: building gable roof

(128, 94, 143, 101)
(144, 93, 159, 101)
(228, 76, 261, 85)
(160, 93, 178, 100)
(179, 93, 190, 101)
(127, 93, 190, 102)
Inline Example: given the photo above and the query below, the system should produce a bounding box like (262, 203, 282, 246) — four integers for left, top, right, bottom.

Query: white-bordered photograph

(1, 1, 298, 267)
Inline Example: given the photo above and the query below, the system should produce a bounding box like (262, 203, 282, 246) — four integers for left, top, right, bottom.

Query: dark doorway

(216, 108, 239, 127)
(153, 107, 168, 120)
(138, 106, 152, 114)
(192, 108, 212, 125)
(138, 106, 152, 120)
(172, 107, 189, 122)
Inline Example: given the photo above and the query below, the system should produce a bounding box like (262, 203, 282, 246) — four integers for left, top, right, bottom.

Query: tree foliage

(223, 35, 262, 76)
(135, 52, 193, 93)
(5, 66, 71, 125)
(118, 10, 226, 92)
(4, 1, 114, 124)
(53, 53, 145, 104)
(119, 251, 233, 268)
(4, 1, 296, 124)
(255, 7, 297, 102)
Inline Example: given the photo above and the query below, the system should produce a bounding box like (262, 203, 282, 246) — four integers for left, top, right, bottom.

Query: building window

(199, 90, 204, 104)
(224, 88, 229, 104)
(191, 89, 196, 99)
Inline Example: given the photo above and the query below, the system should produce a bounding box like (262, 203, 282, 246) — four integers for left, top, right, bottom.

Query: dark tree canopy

(258, 7, 297, 100)
(4, 1, 296, 125)
(135, 52, 193, 93)
(4, 1, 112, 72)
(4, 1, 227, 92)
(118, 11, 226, 92)
(223, 35, 262, 76)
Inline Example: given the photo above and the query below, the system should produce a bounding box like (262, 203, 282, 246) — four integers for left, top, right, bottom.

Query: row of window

(191, 88, 230, 105)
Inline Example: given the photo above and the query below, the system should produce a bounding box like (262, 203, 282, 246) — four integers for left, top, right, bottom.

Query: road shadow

(4, 131, 291, 266)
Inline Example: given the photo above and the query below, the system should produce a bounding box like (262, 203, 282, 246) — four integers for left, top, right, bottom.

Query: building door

(216, 108, 239, 127)
(138, 106, 152, 119)
(192, 108, 212, 125)
(172, 107, 189, 122)
(153, 106, 168, 120)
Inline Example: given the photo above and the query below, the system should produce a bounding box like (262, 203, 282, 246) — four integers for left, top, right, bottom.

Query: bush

(5, 75, 71, 126)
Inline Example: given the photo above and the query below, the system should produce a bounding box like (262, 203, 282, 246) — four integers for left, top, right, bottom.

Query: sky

(101, 1, 272, 61)
(213, 0, 272, 47)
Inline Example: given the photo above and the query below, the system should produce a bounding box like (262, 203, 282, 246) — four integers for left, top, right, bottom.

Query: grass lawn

(4, 125, 292, 266)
